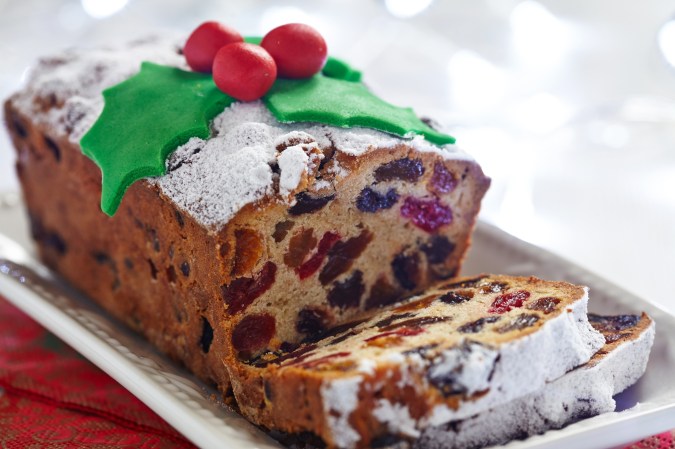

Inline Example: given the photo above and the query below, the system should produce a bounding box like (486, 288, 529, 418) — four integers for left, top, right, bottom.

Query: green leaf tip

(80, 62, 234, 215)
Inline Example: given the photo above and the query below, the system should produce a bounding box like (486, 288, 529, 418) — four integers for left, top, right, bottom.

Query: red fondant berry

(261, 23, 327, 79)
(400, 197, 453, 233)
(184, 21, 243, 73)
(213, 42, 277, 101)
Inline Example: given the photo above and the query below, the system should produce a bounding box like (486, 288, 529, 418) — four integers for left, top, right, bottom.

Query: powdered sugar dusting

(158, 139, 274, 226)
(373, 399, 420, 438)
(321, 376, 362, 449)
(278, 145, 309, 197)
(13, 35, 186, 144)
(414, 318, 654, 449)
(13, 36, 475, 229)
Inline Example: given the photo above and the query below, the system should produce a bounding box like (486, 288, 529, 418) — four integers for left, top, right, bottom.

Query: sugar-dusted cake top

(13, 34, 473, 229)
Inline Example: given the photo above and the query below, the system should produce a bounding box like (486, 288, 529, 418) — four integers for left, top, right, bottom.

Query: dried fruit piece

(231, 313, 276, 357)
(488, 290, 531, 314)
(403, 343, 439, 358)
(327, 271, 365, 310)
(373, 312, 415, 329)
(296, 307, 333, 335)
(365, 277, 402, 310)
(458, 316, 501, 334)
(174, 210, 185, 228)
(180, 261, 190, 277)
(222, 262, 277, 315)
(391, 251, 421, 290)
(420, 235, 456, 265)
(319, 230, 373, 285)
(288, 192, 335, 215)
(272, 220, 295, 242)
(588, 314, 640, 332)
(438, 290, 473, 305)
(233, 228, 264, 276)
(479, 281, 509, 294)
(394, 294, 436, 312)
(400, 197, 453, 233)
(441, 276, 487, 290)
(527, 296, 561, 314)
(374, 158, 424, 183)
(284, 228, 317, 269)
(312, 318, 369, 343)
(295, 352, 351, 369)
(297, 231, 340, 279)
(427, 162, 457, 194)
(43, 136, 61, 162)
(356, 187, 399, 213)
(497, 313, 540, 333)
(365, 327, 424, 346)
(379, 316, 450, 332)
(326, 331, 357, 346)
(166, 266, 177, 283)
(256, 343, 319, 368)
(199, 317, 214, 353)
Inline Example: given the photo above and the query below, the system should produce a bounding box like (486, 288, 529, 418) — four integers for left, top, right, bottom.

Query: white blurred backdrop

(1, 0, 674, 310)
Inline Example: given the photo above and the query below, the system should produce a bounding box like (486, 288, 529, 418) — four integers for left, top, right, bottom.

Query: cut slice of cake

(413, 313, 654, 449)
(226, 274, 606, 448)
(4, 36, 489, 395)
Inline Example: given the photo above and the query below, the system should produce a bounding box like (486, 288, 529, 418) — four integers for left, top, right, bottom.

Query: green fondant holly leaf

(80, 62, 234, 216)
(264, 75, 455, 146)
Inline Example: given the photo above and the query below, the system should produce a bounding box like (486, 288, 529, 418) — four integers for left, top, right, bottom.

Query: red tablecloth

(0, 296, 670, 449)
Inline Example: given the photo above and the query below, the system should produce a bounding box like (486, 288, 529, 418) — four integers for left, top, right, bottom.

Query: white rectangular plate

(1, 199, 674, 449)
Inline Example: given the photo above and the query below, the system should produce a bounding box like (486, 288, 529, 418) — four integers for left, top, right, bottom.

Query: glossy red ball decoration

(261, 23, 327, 79)
(184, 21, 243, 73)
(212, 43, 278, 101)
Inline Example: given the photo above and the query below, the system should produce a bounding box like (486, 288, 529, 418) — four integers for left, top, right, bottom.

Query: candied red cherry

(488, 290, 530, 314)
(261, 23, 327, 78)
(213, 43, 277, 101)
(400, 197, 453, 233)
(184, 21, 243, 73)
(231, 313, 276, 357)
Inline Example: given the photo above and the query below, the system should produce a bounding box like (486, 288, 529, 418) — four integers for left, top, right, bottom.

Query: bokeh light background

(0, 0, 674, 310)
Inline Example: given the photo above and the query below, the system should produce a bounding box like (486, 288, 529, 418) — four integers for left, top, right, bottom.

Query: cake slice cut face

(4, 36, 489, 394)
(226, 274, 606, 448)
(413, 312, 654, 449)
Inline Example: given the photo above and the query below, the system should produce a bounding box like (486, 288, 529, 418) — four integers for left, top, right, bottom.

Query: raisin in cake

(3, 36, 489, 395)
(226, 275, 606, 448)
(412, 313, 654, 449)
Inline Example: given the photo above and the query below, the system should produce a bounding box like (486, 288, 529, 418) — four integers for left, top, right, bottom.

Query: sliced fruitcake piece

(413, 312, 654, 449)
(226, 274, 606, 449)
(4, 36, 489, 395)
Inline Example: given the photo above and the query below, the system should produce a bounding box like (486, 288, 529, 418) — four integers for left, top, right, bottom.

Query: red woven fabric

(0, 296, 196, 448)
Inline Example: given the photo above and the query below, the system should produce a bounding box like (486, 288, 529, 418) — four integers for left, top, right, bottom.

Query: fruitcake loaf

(226, 274, 606, 448)
(412, 313, 654, 449)
(4, 36, 489, 395)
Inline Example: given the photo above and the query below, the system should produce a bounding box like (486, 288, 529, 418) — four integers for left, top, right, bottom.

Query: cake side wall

(5, 98, 235, 394)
